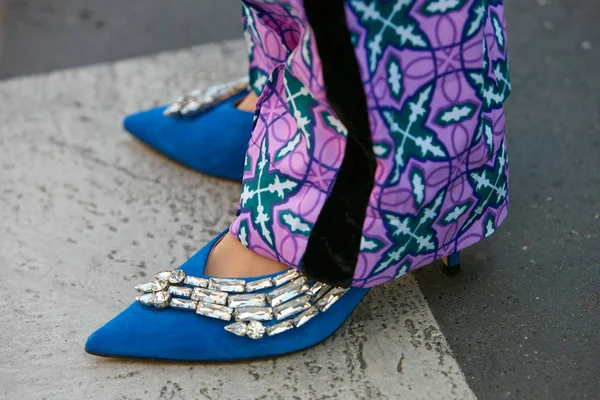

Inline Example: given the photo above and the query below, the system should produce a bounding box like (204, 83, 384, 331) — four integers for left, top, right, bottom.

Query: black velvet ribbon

(300, 0, 377, 287)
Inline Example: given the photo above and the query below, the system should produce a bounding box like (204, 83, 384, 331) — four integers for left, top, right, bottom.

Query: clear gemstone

(135, 280, 168, 293)
(307, 281, 328, 296)
(224, 321, 247, 337)
(317, 288, 348, 312)
(181, 101, 201, 115)
(196, 302, 232, 321)
(189, 89, 203, 98)
(135, 282, 155, 293)
(266, 320, 294, 336)
(246, 321, 265, 339)
(271, 269, 300, 286)
(234, 306, 273, 322)
(137, 293, 155, 306)
(228, 293, 266, 308)
(208, 278, 246, 293)
(310, 282, 332, 302)
(168, 270, 186, 284)
(204, 85, 220, 98)
(245, 278, 274, 292)
(169, 298, 198, 311)
(191, 288, 228, 305)
(153, 291, 171, 308)
(202, 93, 216, 104)
(293, 306, 319, 327)
(307, 282, 323, 296)
(273, 295, 311, 320)
(208, 87, 223, 98)
(267, 277, 308, 307)
(155, 271, 171, 281)
(163, 102, 182, 117)
(168, 286, 193, 298)
(184, 276, 209, 288)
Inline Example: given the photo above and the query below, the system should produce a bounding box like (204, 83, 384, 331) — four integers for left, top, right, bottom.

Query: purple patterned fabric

(231, 0, 511, 288)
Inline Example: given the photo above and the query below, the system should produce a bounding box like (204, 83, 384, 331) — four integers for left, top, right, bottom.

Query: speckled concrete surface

(0, 40, 474, 400)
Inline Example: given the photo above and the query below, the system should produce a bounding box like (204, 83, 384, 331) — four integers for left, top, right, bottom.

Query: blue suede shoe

(86, 231, 370, 361)
(123, 79, 254, 181)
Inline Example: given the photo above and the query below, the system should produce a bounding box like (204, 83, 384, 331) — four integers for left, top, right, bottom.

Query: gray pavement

(0, 0, 599, 399)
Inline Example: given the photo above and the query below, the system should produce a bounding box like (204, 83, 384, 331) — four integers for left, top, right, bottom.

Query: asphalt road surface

(1, 0, 598, 398)
(0, 0, 243, 79)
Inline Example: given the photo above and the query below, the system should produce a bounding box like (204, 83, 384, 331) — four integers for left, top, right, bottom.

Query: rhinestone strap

(135, 269, 348, 340)
(163, 77, 249, 118)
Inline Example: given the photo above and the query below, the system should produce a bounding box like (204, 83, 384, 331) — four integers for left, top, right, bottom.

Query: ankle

(236, 91, 259, 113)
(205, 233, 288, 278)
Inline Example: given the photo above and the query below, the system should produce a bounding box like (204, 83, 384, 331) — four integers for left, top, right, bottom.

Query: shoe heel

(442, 252, 460, 276)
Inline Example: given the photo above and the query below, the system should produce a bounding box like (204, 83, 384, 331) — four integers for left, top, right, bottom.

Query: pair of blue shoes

(86, 81, 461, 361)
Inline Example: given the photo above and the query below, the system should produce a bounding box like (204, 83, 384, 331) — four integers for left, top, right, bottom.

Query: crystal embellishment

(246, 321, 266, 340)
(164, 77, 249, 118)
(191, 288, 228, 305)
(168, 286, 193, 298)
(167, 270, 186, 284)
(273, 295, 311, 320)
(317, 288, 348, 312)
(208, 278, 246, 293)
(266, 320, 294, 336)
(234, 306, 273, 322)
(308, 282, 331, 301)
(224, 321, 247, 337)
(244, 278, 274, 292)
(135, 267, 350, 339)
(271, 269, 300, 286)
(135, 280, 168, 293)
(136, 293, 155, 306)
(184, 276, 209, 288)
(228, 293, 266, 308)
(293, 306, 319, 327)
(170, 298, 198, 311)
(181, 101, 200, 115)
(307, 281, 325, 296)
(152, 291, 171, 309)
(154, 271, 171, 281)
(163, 102, 181, 116)
(196, 303, 233, 321)
(267, 277, 308, 307)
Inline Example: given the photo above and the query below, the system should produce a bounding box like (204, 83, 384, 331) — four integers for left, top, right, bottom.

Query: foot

(85, 231, 370, 361)
(205, 232, 288, 278)
(235, 91, 259, 113)
(122, 80, 257, 181)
